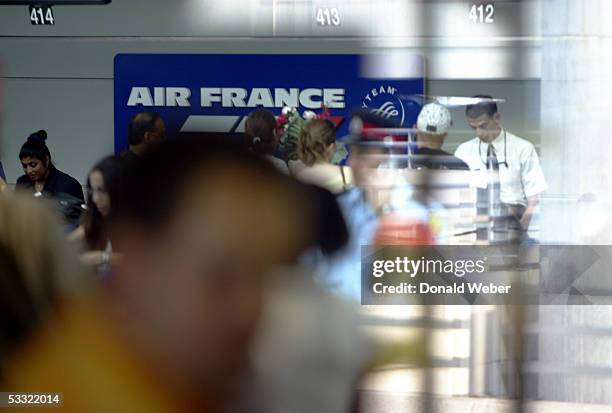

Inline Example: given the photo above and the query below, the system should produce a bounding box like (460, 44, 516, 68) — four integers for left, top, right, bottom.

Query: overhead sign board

(114, 53, 425, 153)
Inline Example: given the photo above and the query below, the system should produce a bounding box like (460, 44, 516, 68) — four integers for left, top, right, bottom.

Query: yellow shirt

(3, 300, 206, 413)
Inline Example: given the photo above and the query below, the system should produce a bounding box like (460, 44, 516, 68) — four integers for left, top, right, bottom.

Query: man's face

(348, 143, 404, 210)
(115, 163, 301, 396)
(348, 144, 386, 186)
(467, 113, 501, 142)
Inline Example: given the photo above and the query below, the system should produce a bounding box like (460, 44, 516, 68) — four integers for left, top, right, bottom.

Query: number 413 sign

(29, 5, 55, 25)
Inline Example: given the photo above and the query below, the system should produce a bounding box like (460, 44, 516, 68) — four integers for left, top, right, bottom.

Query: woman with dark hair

(15, 131, 84, 227)
(68, 155, 123, 272)
(244, 109, 290, 174)
(16, 130, 83, 199)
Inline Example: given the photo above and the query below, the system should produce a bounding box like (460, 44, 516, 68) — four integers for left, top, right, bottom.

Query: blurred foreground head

(108, 135, 315, 402)
(0, 193, 83, 369)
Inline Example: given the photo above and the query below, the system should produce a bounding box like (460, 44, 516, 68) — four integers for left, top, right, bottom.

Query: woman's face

(89, 170, 111, 217)
(20, 156, 48, 182)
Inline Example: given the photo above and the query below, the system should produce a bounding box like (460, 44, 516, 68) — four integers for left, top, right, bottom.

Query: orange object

(373, 213, 434, 245)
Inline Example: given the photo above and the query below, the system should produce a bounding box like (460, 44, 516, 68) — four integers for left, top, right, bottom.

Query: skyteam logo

(362, 85, 405, 125)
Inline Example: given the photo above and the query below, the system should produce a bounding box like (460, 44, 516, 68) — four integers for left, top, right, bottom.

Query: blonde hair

(0, 193, 87, 362)
(298, 119, 336, 167)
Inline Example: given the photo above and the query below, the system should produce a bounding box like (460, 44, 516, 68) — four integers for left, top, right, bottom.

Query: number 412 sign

(468, 3, 494, 24)
(29, 5, 56, 25)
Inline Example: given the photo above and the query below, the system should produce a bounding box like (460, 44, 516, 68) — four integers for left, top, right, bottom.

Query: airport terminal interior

(1, 0, 612, 412)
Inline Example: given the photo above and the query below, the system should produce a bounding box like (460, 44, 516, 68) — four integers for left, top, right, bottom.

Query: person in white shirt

(454, 95, 547, 230)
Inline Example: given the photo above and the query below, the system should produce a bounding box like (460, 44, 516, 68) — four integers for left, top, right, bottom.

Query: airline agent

(454, 95, 547, 230)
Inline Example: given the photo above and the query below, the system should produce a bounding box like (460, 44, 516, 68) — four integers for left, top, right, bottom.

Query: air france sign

(114, 54, 424, 153)
(126, 87, 346, 109)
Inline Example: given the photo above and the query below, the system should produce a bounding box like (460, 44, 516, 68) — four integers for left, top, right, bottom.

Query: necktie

(486, 144, 499, 170)
(476, 143, 503, 241)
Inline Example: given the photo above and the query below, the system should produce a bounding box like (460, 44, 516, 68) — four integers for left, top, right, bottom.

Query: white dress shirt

(454, 129, 548, 206)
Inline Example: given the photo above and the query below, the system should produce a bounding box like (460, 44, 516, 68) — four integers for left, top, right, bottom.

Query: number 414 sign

(29, 5, 55, 25)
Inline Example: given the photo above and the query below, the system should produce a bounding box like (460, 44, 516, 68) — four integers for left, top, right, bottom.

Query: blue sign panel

(114, 54, 424, 153)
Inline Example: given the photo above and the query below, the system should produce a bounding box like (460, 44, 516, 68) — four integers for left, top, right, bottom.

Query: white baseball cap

(416, 103, 453, 135)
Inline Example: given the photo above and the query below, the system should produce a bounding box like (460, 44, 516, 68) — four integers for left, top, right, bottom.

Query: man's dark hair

(127, 112, 162, 146)
(109, 134, 348, 254)
(465, 95, 498, 118)
(112, 135, 271, 230)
